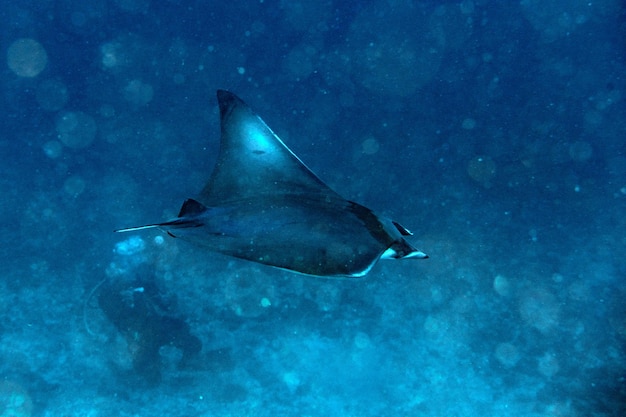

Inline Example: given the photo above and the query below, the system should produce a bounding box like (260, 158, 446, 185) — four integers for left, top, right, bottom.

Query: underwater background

(1, 0, 625, 416)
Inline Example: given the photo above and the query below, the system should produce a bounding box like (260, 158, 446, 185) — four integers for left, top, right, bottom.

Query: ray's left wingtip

(216, 89, 240, 104)
(216, 89, 245, 116)
(216, 89, 231, 99)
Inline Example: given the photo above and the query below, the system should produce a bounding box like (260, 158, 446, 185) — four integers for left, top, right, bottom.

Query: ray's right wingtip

(408, 250, 429, 259)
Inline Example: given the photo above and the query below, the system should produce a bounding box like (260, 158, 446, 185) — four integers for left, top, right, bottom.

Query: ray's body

(117, 90, 426, 277)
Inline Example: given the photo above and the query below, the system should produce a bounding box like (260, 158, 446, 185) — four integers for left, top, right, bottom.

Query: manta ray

(116, 90, 427, 277)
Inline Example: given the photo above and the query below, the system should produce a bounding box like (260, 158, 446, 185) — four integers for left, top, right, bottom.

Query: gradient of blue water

(1, 1, 624, 416)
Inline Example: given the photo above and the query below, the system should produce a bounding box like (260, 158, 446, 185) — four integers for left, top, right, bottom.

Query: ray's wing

(116, 90, 427, 276)
(197, 90, 345, 207)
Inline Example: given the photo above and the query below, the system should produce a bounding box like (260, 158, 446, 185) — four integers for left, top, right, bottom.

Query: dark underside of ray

(116, 90, 426, 277)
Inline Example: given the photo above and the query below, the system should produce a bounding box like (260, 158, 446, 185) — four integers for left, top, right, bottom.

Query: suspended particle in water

(7, 38, 48, 77)
(519, 288, 560, 333)
(63, 175, 86, 197)
(461, 117, 477, 130)
(361, 137, 380, 155)
(467, 155, 496, 186)
(36, 79, 69, 111)
(494, 342, 520, 368)
(538, 351, 559, 378)
(123, 79, 154, 106)
(42, 140, 63, 159)
(568, 141, 592, 162)
(56, 111, 97, 149)
(493, 274, 511, 296)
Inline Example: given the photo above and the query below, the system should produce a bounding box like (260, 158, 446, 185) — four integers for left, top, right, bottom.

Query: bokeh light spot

(7, 38, 48, 78)
(467, 156, 496, 186)
(56, 111, 98, 149)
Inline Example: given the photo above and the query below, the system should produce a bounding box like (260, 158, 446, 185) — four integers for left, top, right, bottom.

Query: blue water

(1, 1, 624, 416)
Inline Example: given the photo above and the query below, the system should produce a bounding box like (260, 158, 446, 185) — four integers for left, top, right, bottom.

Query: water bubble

(114, 0, 150, 13)
(467, 155, 496, 186)
(568, 141, 592, 162)
(280, 0, 332, 31)
(114, 236, 146, 256)
(605, 156, 626, 180)
(63, 175, 86, 197)
(361, 137, 380, 155)
(338, 92, 355, 107)
(461, 118, 477, 130)
(348, 4, 445, 96)
(520, 0, 600, 40)
(495, 342, 520, 368)
(7, 38, 48, 78)
(493, 274, 511, 296)
(315, 283, 341, 312)
(101, 44, 117, 67)
(538, 351, 559, 378)
(519, 288, 560, 333)
(459, 0, 475, 14)
(42, 140, 63, 159)
(56, 111, 97, 149)
(282, 371, 300, 393)
(99, 104, 116, 118)
(354, 332, 371, 350)
(123, 79, 154, 106)
(284, 44, 316, 80)
(584, 110, 603, 129)
(71, 11, 88, 27)
(36, 79, 69, 111)
(101, 41, 127, 68)
(0, 381, 33, 417)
